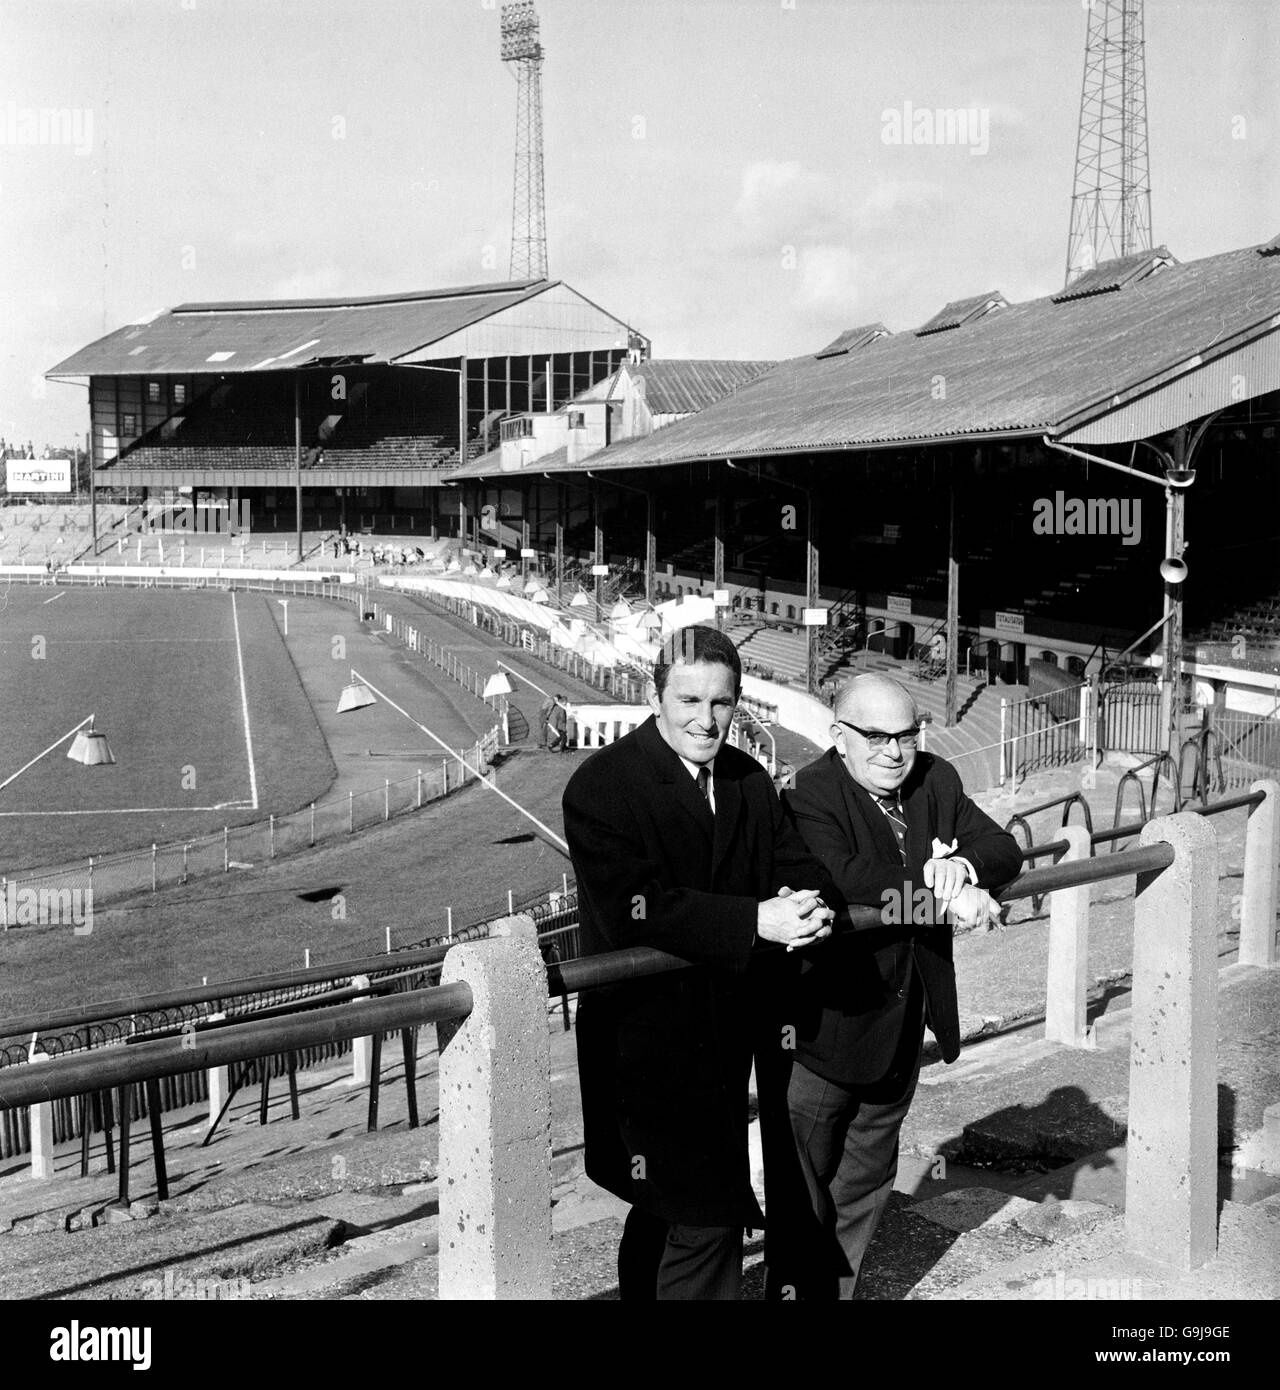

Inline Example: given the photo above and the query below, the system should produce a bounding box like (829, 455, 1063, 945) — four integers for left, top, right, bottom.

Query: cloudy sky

(1, 0, 1276, 448)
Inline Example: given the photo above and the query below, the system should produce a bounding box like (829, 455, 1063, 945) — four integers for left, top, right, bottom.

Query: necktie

(697, 766, 713, 813)
(874, 794, 908, 865)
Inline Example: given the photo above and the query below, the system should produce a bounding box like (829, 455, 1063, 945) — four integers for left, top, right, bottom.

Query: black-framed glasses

(837, 720, 920, 750)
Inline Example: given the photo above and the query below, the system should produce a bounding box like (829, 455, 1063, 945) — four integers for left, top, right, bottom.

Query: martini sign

(5, 458, 71, 493)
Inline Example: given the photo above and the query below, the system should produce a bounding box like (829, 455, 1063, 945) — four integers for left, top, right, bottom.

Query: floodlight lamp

(1159, 556, 1188, 585)
(609, 599, 632, 619)
(532, 589, 549, 604)
(482, 673, 515, 699)
(570, 591, 591, 609)
(500, 2, 541, 61)
(496, 575, 512, 589)
(1163, 466, 1196, 490)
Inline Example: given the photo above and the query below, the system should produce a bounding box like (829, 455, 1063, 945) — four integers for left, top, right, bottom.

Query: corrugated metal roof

(814, 324, 891, 360)
(629, 359, 777, 415)
(46, 280, 557, 376)
(540, 240, 1280, 471)
(1053, 247, 1175, 302)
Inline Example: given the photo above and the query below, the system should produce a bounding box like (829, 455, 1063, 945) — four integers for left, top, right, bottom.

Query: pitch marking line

(0, 801, 256, 817)
(0, 714, 94, 793)
(231, 590, 260, 810)
(42, 591, 65, 604)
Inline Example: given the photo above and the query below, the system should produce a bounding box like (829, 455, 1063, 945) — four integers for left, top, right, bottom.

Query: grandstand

(45, 278, 648, 540)
(447, 237, 1280, 729)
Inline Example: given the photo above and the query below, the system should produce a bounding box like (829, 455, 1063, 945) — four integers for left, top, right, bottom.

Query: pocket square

(930, 836, 959, 859)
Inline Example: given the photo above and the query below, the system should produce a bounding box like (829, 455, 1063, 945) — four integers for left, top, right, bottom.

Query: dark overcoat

(562, 715, 834, 1227)
(783, 750, 1023, 1087)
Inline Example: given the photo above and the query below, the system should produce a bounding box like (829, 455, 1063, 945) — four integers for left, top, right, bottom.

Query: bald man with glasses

(777, 673, 1021, 1298)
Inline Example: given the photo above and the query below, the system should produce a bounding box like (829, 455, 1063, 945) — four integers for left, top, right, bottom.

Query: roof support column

(505, 356, 512, 419)
(545, 355, 553, 413)
(89, 434, 98, 558)
(458, 355, 468, 468)
(644, 490, 655, 608)
(593, 483, 603, 618)
(521, 484, 531, 587)
(944, 450, 962, 726)
(554, 483, 565, 605)
(713, 490, 725, 632)
(294, 372, 303, 563)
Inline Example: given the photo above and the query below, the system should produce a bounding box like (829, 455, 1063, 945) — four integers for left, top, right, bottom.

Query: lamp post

(1044, 419, 1214, 758)
(336, 668, 569, 856)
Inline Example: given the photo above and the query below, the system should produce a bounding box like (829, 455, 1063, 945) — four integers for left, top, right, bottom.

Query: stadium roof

(46, 279, 638, 376)
(525, 238, 1280, 473)
(612, 359, 778, 415)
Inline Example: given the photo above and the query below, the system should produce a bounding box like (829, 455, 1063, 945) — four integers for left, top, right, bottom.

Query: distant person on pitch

(779, 672, 1021, 1299)
(546, 694, 569, 753)
(562, 625, 837, 1300)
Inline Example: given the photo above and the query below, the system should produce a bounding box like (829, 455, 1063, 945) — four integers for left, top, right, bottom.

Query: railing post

(348, 977, 372, 1087)
(1043, 825, 1094, 1048)
(206, 1013, 229, 1130)
(1126, 812, 1218, 1271)
(436, 914, 551, 1299)
(28, 1052, 55, 1179)
(1240, 779, 1279, 968)
(999, 697, 1008, 785)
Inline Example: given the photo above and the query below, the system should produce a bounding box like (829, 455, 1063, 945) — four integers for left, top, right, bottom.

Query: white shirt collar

(678, 755, 716, 811)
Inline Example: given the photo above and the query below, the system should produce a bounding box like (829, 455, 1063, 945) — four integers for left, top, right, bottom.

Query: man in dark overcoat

(562, 625, 836, 1300)
(781, 672, 1023, 1297)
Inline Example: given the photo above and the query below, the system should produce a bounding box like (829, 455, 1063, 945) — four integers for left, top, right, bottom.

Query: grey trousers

(785, 1046, 923, 1299)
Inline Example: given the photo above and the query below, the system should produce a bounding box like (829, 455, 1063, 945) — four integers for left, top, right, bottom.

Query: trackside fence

(0, 887, 576, 1160)
(1, 735, 498, 921)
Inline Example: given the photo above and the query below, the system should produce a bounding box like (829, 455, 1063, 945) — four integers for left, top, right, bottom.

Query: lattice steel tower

(1064, 0, 1152, 285)
(501, 2, 548, 281)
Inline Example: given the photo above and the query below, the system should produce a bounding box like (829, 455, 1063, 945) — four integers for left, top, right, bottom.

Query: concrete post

(1044, 824, 1094, 1048)
(1126, 812, 1218, 1271)
(206, 1012, 228, 1128)
(1239, 779, 1278, 968)
(349, 977, 372, 1087)
(436, 914, 551, 1299)
(28, 1052, 54, 1180)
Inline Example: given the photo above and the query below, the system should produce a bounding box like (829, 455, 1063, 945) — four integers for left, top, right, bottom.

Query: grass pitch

(0, 587, 336, 873)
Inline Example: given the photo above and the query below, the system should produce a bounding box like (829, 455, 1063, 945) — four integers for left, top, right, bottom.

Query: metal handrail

(0, 839, 1185, 1112)
(0, 983, 474, 1110)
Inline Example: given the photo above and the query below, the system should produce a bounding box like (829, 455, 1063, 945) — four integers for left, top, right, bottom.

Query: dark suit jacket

(783, 750, 1022, 1087)
(563, 715, 834, 1227)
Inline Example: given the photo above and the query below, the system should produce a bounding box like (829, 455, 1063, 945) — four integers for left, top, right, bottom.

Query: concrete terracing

(1, 776, 1274, 1300)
